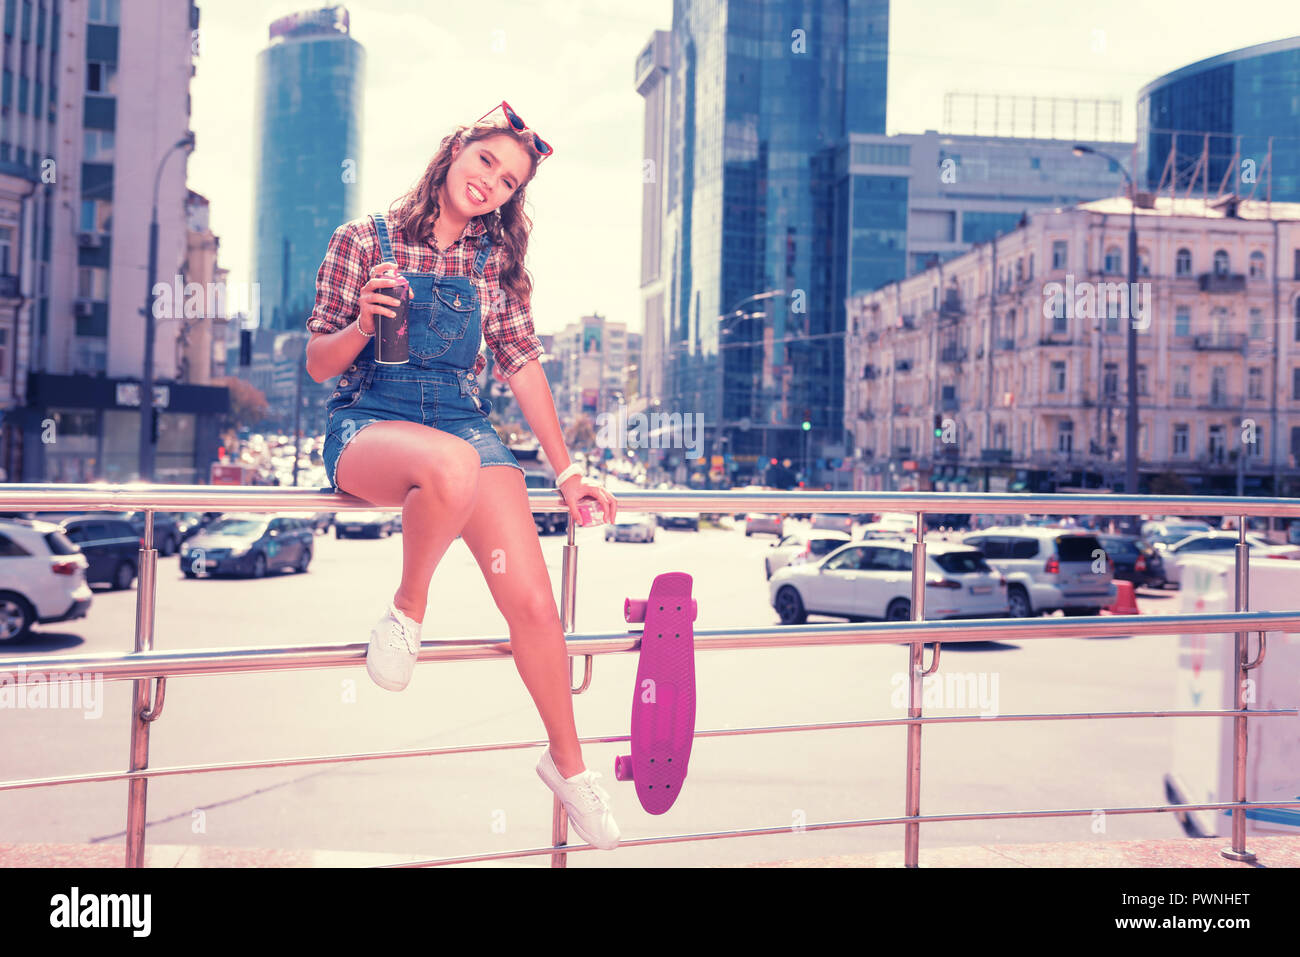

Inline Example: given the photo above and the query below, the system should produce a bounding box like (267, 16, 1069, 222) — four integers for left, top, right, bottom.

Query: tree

(213, 376, 270, 432)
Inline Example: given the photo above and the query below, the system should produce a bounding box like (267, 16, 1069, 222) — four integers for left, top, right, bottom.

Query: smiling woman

(300, 102, 622, 851)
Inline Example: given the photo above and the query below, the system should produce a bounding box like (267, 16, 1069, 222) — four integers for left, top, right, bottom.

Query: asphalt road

(0, 501, 1211, 867)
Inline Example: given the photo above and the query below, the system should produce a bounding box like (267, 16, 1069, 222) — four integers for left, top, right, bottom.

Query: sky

(188, 0, 1300, 342)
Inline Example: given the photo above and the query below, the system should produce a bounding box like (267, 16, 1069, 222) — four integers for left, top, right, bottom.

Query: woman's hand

(357, 262, 411, 335)
(558, 473, 617, 526)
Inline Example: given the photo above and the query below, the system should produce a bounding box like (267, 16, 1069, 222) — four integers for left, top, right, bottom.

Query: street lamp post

(139, 132, 196, 482)
(1073, 144, 1139, 501)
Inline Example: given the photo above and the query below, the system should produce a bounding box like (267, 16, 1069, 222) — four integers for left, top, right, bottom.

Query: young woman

(304, 102, 621, 849)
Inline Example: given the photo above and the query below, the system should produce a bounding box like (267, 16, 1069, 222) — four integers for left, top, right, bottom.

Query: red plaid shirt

(305, 214, 544, 383)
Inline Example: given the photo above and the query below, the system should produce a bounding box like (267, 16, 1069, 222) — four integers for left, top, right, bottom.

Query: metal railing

(2, 484, 1299, 868)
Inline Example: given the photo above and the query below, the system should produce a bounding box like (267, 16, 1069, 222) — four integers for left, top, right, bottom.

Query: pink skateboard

(614, 572, 698, 814)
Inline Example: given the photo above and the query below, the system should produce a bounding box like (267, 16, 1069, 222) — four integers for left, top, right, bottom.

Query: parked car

(523, 471, 569, 535)
(745, 513, 784, 537)
(605, 512, 656, 543)
(0, 518, 93, 640)
(1141, 520, 1214, 552)
(53, 515, 141, 590)
(768, 540, 1008, 624)
(961, 527, 1116, 617)
(810, 513, 854, 535)
(307, 512, 336, 535)
(181, 513, 314, 578)
(102, 511, 184, 556)
(1097, 533, 1167, 589)
(657, 512, 700, 531)
(765, 530, 851, 579)
(1159, 532, 1300, 587)
(334, 511, 398, 539)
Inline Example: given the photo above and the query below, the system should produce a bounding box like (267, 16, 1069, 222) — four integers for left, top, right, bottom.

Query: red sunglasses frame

(473, 100, 553, 163)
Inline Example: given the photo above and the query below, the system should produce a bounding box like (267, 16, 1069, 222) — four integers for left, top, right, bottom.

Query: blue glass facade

(252, 16, 364, 332)
(665, 0, 888, 478)
(1138, 36, 1300, 202)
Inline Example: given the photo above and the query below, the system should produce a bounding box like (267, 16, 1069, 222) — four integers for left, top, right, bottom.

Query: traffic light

(933, 414, 943, 438)
(240, 329, 252, 366)
(801, 408, 811, 431)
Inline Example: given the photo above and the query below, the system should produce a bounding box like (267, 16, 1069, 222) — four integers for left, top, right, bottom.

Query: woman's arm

(507, 359, 617, 521)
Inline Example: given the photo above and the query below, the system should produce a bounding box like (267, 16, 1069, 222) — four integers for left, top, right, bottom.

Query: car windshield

(810, 539, 848, 556)
(205, 519, 266, 537)
(933, 551, 991, 574)
(1055, 535, 1102, 562)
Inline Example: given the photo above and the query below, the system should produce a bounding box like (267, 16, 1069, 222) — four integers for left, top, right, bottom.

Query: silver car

(765, 530, 852, 579)
(745, 513, 785, 537)
(962, 526, 1116, 617)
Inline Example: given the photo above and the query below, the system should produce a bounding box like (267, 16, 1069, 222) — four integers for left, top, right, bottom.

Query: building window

(1174, 305, 1191, 337)
(1248, 425, 1264, 458)
(1057, 419, 1073, 453)
(1052, 240, 1067, 270)
(0, 327, 6, 372)
(1137, 364, 1148, 396)
(1208, 425, 1226, 462)
(1248, 367, 1263, 400)
(1103, 363, 1118, 397)
(1105, 296, 1120, 333)
(1015, 259, 1023, 284)
(1027, 253, 1033, 279)
(1211, 307, 1229, 345)
(1176, 248, 1193, 277)
(1173, 424, 1189, 457)
(87, 0, 120, 25)
(1174, 365, 1190, 398)
(86, 62, 117, 96)
(1104, 246, 1122, 274)
(1210, 366, 1227, 405)
(1294, 249, 1300, 280)
(1249, 308, 1265, 340)
(83, 129, 114, 161)
(1249, 251, 1267, 278)
(1293, 367, 1300, 400)
(1137, 248, 1151, 277)
(0, 226, 11, 276)
(1049, 361, 1066, 393)
(1213, 249, 1230, 276)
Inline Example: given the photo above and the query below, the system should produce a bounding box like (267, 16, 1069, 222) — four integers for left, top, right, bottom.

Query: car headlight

(230, 545, 251, 557)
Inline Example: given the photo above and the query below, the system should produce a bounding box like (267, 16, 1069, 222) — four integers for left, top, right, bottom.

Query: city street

(0, 499, 1199, 867)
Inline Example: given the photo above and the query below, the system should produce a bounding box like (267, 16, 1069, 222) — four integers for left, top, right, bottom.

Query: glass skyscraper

(1138, 35, 1300, 202)
(251, 6, 363, 334)
(641, 0, 889, 484)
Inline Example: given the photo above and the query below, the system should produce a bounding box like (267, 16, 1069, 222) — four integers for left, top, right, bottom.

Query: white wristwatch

(554, 463, 583, 487)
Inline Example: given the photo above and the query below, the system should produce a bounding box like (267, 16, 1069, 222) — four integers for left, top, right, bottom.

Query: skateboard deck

(614, 572, 697, 814)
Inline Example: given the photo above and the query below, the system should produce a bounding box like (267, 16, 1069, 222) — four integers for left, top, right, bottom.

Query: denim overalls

(320, 212, 524, 493)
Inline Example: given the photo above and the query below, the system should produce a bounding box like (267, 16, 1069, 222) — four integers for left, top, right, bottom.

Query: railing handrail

(1, 611, 1294, 682)
(3, 483, 1300, 518)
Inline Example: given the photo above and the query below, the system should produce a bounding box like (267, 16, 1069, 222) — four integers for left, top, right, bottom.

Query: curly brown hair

(386, 122, 543, 307)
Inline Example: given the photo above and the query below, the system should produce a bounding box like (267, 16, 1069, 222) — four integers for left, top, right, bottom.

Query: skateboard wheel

(624, 598, 648, 623)
(614, 754, 633, 781)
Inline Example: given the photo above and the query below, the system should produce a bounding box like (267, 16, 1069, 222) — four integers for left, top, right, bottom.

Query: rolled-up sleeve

(306, 220, 373, 334)
(483, 245, 544, 382)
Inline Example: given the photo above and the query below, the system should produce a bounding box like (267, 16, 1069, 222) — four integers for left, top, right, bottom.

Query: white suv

(962, 526, 1116, 617)
(0, 519, 93, 641)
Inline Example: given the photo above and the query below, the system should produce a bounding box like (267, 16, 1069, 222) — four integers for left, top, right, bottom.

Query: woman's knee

(413, 438, 481, 511)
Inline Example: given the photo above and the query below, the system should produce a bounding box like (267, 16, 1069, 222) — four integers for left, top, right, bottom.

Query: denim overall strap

(472, 232, 492, 276)
(373, 212, 395, 264)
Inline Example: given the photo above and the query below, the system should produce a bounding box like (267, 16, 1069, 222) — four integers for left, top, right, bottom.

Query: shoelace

(386, 611, 420, 655)
(569, 770, 612, 814)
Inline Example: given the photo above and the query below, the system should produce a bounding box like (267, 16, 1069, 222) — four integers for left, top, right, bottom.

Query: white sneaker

(536, 749, 621, 850)
(365, 601, 422, 692)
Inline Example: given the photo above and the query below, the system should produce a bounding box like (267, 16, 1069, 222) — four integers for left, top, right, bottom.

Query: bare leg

(457, 466, 585, 778)
(334, 420, 481, 624)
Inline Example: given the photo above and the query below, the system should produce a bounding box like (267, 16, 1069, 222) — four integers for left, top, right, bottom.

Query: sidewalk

(3, 835, 1297, 867)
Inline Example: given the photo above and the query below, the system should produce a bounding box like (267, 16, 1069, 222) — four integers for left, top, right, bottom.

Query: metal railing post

(125, 509, 159, 868)
(905, 511, 927, 867)
(1222, 515, 1257, 862)
(549, 513, 581, 868)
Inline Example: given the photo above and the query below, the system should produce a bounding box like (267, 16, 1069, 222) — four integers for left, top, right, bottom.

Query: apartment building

(847, 194, 1300, 495)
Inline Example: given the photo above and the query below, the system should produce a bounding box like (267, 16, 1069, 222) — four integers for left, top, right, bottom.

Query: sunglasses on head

(474, 100, 553, 163)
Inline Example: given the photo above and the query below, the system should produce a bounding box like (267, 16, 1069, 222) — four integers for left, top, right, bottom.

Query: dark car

(56, 515, 140, 590)
(657, 513, 700, 531)
(523, 471, 569, 535)
(180, 513, 313, 578)
(1098, 534, 1166, 589)
(333, 511, 398, 539)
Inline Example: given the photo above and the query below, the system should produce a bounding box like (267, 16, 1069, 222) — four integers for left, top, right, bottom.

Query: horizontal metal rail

(4, 482, 1300, 518)
(2, 484, 1296, 868)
